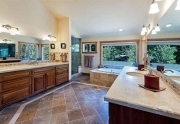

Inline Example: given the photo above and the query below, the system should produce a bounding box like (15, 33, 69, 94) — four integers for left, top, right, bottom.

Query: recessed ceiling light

(166, 24, 172, 27)
(119, 29, 123, 31)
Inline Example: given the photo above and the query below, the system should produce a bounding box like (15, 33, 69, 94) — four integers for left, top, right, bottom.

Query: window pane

(103, 44, 136, 66)
(147, 41, 180, 69)
(20, 44, 38, 60)
(42, 46, 49, 60)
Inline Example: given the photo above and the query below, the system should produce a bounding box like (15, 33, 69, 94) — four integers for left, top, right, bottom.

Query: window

(147, 41, 180, 69)
(20, 44, 38, 60)
(42, 45, 49, 60)
(102, 42, 137, 66)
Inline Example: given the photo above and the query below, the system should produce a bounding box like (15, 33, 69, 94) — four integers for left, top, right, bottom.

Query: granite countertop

(104, 66, 180, 120)
(0, 59, 21, 61)
(0, 62, 69, 73)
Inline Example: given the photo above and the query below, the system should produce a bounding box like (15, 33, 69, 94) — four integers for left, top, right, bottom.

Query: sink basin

(168, 76, 180, 81)
(126, 72, 144, 77)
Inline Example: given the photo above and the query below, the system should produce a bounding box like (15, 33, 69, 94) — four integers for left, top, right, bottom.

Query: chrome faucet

(161, 70, 174, 74)
(141, 68, 153, 75)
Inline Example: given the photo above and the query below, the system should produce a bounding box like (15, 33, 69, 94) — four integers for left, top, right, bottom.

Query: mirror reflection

(0, 32, 49, 62)
(147, 1, 180, 84)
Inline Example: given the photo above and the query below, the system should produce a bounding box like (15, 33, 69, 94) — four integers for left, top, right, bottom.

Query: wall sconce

(140, 24, 150, 35)
(0, 24, 20, 35)
(42, 35, 57, 41)
(149, 0, 160, 14)
(3, 39, 12, 43)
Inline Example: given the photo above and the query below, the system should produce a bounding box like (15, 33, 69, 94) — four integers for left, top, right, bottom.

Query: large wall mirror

(147, 0, 180, 84)
(0, 32, 49, 62)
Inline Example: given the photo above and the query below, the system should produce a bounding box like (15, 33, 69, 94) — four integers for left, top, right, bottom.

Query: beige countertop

(0, 62, 69, 73)
(104, 66, 180, 120)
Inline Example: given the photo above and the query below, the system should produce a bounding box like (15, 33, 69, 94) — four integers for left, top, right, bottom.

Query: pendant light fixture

(141, 30, 145, 35)
(142, 25, 147, 33)
(152, 27, 157, 34)
(149, 0, 160, 14)
(176, 0, 180, 10)
(155, 24, 160, 31)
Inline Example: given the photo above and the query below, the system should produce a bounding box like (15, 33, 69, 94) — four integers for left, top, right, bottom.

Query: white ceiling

(38, 0, 153, 38)
(158, 0, 180, 32)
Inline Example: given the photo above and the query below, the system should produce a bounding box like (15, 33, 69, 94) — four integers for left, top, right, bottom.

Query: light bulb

(155, 24, 160, 31)
(149, 2, 160, 14)
(152, 29, 157, 34)
(176, 0, 180, 10)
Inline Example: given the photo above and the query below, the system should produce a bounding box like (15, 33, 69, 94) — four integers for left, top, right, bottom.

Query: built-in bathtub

(90, 66, 123, 87)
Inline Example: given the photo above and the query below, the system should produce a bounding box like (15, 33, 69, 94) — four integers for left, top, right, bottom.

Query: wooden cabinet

(0, 64, 69, 107)
(32, 73, 45, 94)
(31, 67, 55, 94)
(56, 64, 69, 85)
(0, 70, 31, 107)
(46, 70, 55, 89)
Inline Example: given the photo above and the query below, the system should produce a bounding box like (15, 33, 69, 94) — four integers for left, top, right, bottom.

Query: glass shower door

(71, 36, 81, 75)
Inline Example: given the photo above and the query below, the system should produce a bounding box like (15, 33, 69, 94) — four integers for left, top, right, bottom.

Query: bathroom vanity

(0, 62, 69, 107)
(105, 66, 180, 124)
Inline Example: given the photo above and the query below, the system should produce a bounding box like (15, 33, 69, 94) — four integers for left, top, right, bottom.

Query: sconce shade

(149, 2, 160, 14)
(152, 29, 157, 34)
(155, 24, 160, 31)
(142, 27, 147, 33)
(141, 30, 145, 35)
(176, 0, 180, 10)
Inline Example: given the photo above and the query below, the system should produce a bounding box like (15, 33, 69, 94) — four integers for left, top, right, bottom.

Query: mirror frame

(82, 42, 97, 54)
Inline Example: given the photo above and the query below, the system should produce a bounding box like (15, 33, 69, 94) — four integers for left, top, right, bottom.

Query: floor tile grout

(8, 81, 74, 124)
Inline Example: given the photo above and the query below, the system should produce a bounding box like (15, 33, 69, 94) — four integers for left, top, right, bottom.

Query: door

(71, 36, 81, 75)
(46, 70, 55, 89)
(32, 73, 45, 94)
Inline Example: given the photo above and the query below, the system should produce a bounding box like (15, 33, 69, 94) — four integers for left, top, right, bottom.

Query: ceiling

(158, 0, 180, 32)
(38, 0, 153, 38)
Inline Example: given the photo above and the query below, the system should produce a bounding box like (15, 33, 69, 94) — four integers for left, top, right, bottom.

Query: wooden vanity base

(109, 103, 180, 124)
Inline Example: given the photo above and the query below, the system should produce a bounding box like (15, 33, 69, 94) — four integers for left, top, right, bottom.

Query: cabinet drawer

(0, 70, 30, 82)
(0, 77, 30, 93)
(1, 87, 30, 105)
(56, 65, 69, 70)
(56, 70, 68, 76)
(56, 74, 68, 85)
(32, 67, 55, 75)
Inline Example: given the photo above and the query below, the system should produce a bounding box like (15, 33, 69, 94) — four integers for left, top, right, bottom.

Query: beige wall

(0, 0, 58, 39)
(81, 34, 140, 73)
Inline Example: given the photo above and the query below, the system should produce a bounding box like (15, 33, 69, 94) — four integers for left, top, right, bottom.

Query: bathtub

(90, 67, 123, 87)
(96, 68, 122, 74)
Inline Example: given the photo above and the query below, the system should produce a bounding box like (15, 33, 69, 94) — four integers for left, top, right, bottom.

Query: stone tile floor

(0, 81, 109, 124)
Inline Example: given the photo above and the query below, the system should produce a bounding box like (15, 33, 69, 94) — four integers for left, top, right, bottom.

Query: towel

(84, 56, 93, 68)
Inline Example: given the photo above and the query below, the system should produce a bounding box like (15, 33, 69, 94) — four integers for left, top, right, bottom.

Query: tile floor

(0, 79, 109, 124)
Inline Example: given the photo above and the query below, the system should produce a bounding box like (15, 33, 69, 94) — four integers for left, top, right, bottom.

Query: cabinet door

(46, 71, 55, 89)
(32, 74, 45, 94)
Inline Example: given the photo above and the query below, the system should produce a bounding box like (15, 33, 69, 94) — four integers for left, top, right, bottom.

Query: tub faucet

(141, 68, 153, 75)
(161, 70, 174, 74)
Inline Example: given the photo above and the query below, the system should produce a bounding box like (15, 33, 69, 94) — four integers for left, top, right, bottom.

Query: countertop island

(105, 66, 180, 124)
